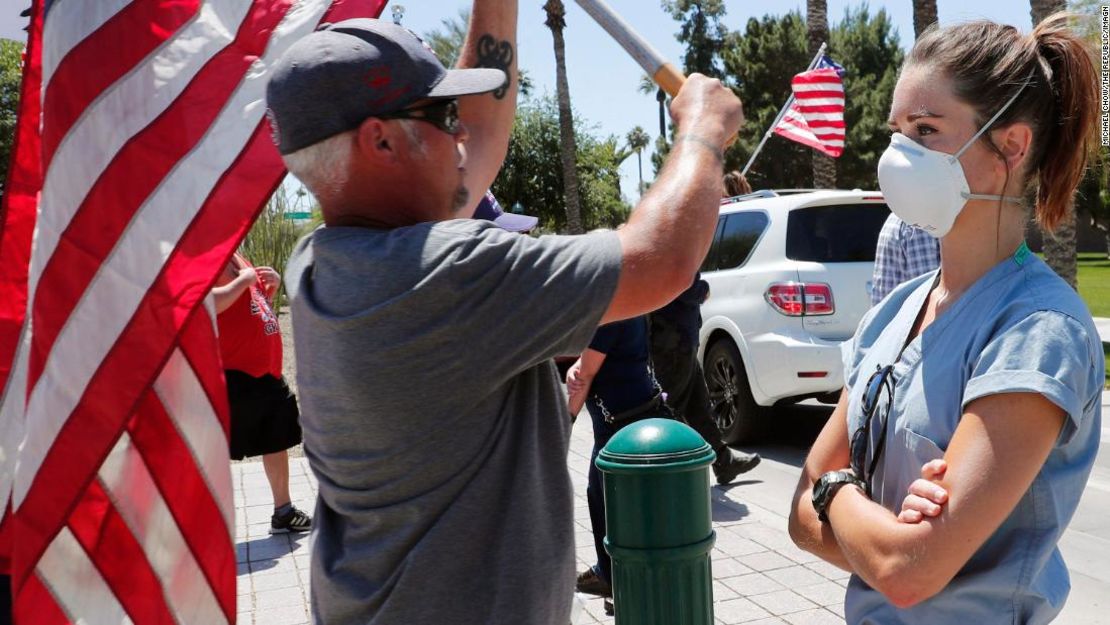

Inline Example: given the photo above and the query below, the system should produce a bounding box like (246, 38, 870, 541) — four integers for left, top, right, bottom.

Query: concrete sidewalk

(232, 400, 1109, 624)
(1092, 317, 1110, 344)
(232, 421, 847, 625)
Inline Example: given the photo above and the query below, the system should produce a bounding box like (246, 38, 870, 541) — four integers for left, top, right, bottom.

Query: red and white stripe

(0, 0, 386, 622)
(773, 67, 845, 158)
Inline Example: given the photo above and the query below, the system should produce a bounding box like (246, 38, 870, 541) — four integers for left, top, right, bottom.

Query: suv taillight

(765, 282, 835, 316)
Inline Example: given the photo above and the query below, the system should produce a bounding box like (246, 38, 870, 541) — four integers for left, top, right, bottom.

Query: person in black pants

(650, 274, 760, 484)
(566, 316, 670, 603)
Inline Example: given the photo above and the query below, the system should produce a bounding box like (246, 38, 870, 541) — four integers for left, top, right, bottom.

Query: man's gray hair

(281, 130, 356, 201)
(281, 121, 427, 199)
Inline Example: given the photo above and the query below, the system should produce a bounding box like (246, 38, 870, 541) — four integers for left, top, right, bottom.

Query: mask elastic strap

(953, 71, 1036, 160)
(962, 192, 1024, 205)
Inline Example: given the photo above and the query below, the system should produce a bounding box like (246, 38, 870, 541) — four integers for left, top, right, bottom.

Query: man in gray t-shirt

(265, 4, 744, 624)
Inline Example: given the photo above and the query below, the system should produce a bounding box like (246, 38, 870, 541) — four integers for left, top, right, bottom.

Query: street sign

(283, 211, 312, 220)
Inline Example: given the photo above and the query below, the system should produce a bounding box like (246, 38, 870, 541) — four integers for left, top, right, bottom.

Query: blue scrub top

(841, 247, 1102, 624)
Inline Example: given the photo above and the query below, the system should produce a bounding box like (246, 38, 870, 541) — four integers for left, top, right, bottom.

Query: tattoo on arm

(476, 34, 514, 100)
(674, 133, 724, 165)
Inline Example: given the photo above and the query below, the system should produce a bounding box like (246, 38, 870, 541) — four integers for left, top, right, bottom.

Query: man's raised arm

(603, 74, 743, 324)
(457, 0, 518, 210)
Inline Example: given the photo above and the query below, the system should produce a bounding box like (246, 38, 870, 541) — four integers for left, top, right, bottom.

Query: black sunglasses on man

(378, 99, 461, 135)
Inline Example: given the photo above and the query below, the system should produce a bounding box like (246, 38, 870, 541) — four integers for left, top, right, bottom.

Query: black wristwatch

(812, 470, 867, 523)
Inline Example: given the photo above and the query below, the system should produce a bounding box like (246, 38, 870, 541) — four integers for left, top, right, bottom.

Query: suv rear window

(786, 203, 890, 263)
(701, 211, 769, 272)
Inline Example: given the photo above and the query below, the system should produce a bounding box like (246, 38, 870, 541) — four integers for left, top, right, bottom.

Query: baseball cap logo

(362, 66, 410, 109)
(363, 66, 392, 90)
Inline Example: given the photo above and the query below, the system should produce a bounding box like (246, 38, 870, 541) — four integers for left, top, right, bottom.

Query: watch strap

(813, 470, 866, 523)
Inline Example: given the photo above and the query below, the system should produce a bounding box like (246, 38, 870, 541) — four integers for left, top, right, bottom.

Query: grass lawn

(1077, 252, 1110, 318)
(1075, 253, 1110, 386)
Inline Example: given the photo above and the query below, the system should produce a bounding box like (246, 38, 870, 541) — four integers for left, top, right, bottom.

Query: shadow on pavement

(710, 495, 750, 522)
(239, 532, 309, 574)
(718, 479, 761, 490)
(729, 401, 836, 469)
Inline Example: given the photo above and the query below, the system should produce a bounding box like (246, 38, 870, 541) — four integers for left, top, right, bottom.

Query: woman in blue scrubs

(788, 14, 1102, 624)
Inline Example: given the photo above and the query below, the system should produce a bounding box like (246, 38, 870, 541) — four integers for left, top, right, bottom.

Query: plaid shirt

(870, 214, 940, 305)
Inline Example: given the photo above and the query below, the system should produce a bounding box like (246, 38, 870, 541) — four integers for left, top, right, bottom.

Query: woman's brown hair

(905, 13, 1098, 231)
(723, 170, 752, 197)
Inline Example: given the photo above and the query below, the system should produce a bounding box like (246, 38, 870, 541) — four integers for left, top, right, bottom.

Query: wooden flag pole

(574, 0, 686, 97)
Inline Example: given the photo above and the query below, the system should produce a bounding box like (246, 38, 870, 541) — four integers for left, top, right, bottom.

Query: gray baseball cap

(266, 18, 507, 155)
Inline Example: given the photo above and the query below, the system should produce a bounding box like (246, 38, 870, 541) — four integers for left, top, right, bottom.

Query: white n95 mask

(877, 75, 1031, 238)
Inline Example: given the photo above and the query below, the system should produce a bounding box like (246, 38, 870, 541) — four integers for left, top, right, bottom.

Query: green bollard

(595, 418, 717, 624)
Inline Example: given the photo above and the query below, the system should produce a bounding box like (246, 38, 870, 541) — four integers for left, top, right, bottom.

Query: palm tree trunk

(1030, 0, 1065, 21)
(912, 0, 938, 38)
(636, 151, 643, 195)
(544, 0, 584, 234)
(1043, 207, 1079, 288)
(807, 0, 836, 189)
(1031, 0, 1076, 288)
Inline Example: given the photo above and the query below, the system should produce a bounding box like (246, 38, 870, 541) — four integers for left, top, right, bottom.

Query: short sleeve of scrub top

(963, 310, 1098, 445)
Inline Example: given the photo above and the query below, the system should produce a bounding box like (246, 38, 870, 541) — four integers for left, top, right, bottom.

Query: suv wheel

(704, 339, 766, 444)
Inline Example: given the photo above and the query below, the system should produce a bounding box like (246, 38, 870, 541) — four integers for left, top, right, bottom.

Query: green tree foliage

(241, 183, 314, 310)
(717, 7, 901, 191)
(423, 8, 470, 67)
(1066, 0, 1110, 253)
(1075, 149, 1110, 255)
(721, 12, 811, 188)
(0, 39, 24, 196)
(662, 0, 729, 79)
(492, 97, 630, 232)
(829, 5, 903, 190)
(645, 1, 730, 175)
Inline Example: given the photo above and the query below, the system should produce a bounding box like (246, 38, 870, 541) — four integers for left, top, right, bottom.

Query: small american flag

(773, 55, 846, 158)
(0, 1, 384, 622)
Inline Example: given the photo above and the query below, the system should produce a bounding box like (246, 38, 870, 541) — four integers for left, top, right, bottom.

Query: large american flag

(0, 0, 385, 622)
(772, 56, 846, 158)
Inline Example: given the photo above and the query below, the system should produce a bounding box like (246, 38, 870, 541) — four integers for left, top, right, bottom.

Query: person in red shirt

(213, 253, 311, 533)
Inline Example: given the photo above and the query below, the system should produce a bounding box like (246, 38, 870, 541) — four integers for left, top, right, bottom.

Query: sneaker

(270, 505, 312, 534)
(604, 598, 614, 616)
(712, 448, 761, 485)
(575, 568, 612, 597)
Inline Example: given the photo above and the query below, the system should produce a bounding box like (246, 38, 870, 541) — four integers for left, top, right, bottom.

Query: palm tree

(912, 0, 938, 38)
(626, 126, 651, 196)
(543, 0, 584, 234)
(807, 0, 836, 188)
(1030, 0, 1076, 288)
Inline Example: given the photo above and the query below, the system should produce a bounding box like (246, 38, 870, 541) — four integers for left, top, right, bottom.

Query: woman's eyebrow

(888, 108, 944, 125)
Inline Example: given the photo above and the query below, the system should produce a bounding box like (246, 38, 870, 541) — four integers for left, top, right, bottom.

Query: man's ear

(994, 122, 1034, 174)
(354, 117, 398, 164)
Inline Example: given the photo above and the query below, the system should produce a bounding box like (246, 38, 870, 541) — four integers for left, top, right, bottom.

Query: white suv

(697, 190, 890, 443)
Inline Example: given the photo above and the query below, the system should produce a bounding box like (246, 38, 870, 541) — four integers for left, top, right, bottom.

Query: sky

(0, 1, 1030, 206)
